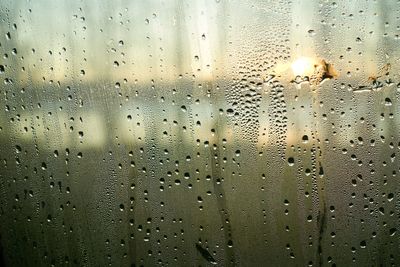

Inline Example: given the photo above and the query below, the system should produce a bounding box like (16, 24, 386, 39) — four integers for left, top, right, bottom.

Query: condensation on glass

(0, 0, 399, 266)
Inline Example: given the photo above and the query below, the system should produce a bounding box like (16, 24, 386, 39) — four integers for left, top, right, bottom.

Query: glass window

(0, 1, 399, 266)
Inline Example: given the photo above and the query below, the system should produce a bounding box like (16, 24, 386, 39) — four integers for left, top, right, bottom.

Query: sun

(291, 57, 314, 76)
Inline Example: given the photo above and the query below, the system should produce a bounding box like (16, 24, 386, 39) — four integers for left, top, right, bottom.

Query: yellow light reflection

(291, 57, 314, 76)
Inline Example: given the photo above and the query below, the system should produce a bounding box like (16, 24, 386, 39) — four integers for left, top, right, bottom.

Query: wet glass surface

(0, 1, 399, 266)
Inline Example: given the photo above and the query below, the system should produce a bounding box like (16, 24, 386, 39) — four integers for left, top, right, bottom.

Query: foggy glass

(0, 0, 399, 266)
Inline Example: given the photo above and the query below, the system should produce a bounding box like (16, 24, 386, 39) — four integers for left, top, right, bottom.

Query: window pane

(0, 1, 399, 266)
